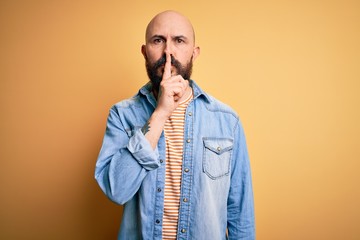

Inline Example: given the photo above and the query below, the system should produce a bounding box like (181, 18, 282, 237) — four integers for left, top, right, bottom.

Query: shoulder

(191, 80, 239, 120)
(112, 95, 143, 110)
(201, 93, 239, 120)
(111, 82, 152, 111)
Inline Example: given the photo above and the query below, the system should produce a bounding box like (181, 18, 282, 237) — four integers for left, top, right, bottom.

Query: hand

(143, 53, 189, 149)
(156, 53, 189, 118)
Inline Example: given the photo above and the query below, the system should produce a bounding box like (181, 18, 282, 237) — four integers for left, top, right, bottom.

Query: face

(144, 54, 193, 91)
(141, 11, 200, 90)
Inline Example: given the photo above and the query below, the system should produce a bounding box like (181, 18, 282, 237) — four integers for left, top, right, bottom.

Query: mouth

(158, 65, 175, 73)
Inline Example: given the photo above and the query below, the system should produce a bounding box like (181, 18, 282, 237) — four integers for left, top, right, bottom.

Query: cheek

(146, 48, 163, 62)
(179, 52, 194, 65)
(181, 48, 195, 60)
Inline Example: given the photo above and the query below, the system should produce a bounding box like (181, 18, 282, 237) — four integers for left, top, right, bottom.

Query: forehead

(145, 12, 195, 42)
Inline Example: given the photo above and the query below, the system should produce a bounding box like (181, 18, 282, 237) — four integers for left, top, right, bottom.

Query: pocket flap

(203, 138, 233, 155)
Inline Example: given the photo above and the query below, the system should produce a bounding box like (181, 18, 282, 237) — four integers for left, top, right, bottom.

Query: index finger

(162, 53, 172, 80)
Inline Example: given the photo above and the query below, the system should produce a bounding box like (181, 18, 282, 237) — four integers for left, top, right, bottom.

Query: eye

(153, 38, 164, 44)
(176, 38, 185, 44)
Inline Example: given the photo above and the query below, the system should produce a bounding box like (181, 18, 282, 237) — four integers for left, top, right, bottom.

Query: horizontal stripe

(162, 91, 192, 239)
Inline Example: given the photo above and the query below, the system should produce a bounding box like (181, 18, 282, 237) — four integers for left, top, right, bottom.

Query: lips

(157, 65, 176, 76)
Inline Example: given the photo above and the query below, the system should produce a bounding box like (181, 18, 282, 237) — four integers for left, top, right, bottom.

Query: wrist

(152, 108, 171, 121)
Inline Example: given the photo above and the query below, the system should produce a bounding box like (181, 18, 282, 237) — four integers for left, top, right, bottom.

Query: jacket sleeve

(227, 120, 255, 239)
(94, 106, 160, 205)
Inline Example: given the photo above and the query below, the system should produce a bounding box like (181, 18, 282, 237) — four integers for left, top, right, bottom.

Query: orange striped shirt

(162, 91, 193, 239)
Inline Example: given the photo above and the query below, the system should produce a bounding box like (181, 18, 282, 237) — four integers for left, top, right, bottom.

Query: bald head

(145, 10, 196, 45)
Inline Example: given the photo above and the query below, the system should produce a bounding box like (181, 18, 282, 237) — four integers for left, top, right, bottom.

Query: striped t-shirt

(162, 91, 193, 239)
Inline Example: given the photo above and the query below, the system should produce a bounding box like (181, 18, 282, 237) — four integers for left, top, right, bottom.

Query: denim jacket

(95, 80, 255, 240)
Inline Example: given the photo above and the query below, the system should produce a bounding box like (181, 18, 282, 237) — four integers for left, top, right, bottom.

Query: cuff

(127, 128, 160, 170)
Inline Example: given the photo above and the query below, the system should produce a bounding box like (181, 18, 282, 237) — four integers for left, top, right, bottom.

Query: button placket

(178, 104, 193, 239)
(153, 134, 166, 237)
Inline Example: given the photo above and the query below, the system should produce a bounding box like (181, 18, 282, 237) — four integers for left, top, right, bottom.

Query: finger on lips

(163, 53, 172, 80)
(160, 53, 190, 103)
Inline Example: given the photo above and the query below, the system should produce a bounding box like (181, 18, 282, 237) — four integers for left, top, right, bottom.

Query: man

(95, 10, 255, 240)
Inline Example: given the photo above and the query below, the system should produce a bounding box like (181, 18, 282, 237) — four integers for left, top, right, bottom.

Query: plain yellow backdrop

(1, 0, 359, 239)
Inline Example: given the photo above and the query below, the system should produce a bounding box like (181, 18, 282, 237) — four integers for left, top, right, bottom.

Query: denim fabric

(95, 81, 255, 240)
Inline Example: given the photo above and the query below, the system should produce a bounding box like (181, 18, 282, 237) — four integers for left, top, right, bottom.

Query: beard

(145, 54, 193, 93)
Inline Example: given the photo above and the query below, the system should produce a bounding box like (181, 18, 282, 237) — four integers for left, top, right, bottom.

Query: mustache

(153, 54, 182, 70)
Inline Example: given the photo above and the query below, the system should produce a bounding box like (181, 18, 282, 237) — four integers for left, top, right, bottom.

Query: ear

(192, 46, 200, 61)
(141, 45, 147, 59)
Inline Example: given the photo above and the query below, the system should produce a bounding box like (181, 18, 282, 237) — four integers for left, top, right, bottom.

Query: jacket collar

(139, 80, 212, 104)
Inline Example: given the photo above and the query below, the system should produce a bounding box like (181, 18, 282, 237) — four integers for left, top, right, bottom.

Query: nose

(164, 41, 173, 55)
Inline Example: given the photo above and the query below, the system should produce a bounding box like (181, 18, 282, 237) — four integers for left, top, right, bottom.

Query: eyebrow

(149, 35, 166, 41)
(149, 35, 189, 42)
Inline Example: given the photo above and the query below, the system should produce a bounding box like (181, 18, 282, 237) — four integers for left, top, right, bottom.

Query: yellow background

(1, 0, 359, 239)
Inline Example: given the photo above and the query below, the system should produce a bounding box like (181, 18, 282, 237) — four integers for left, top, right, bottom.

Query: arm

(95, 106, 160, 205)
(227, 121, 255, 239)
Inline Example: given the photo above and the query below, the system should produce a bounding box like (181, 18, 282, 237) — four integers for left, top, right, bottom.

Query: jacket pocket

(203, 138, 233, 180)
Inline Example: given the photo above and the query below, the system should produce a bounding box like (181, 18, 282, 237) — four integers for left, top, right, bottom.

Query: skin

(141, 11, 200, 149)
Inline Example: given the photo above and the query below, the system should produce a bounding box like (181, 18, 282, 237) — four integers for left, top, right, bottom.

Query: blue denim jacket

(95, 80, 255, 240)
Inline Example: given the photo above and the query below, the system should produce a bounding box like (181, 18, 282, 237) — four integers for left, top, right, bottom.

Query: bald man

(95, 11, 255, 240)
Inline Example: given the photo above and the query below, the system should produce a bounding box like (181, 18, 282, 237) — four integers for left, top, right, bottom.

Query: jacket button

(183, 198, 188, 202)
(156, 219, 160, 224)
(181, 228, 186, 233)
(188, 112, 192, 116)
(184, 168, 189, 173)
(157, 188, 161, 192)
(217, 146, 221, 151)
(186, 139, 191, 143)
